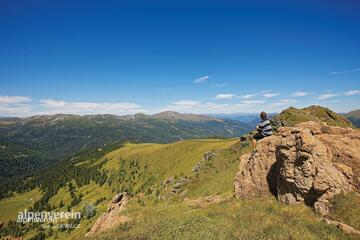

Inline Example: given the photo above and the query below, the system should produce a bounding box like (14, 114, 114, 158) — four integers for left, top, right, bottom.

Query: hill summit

(272, 105, 353, 128)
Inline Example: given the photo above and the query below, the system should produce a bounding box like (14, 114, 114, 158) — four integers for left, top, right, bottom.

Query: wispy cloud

(0, 95, 32, 116)
(240, 100, 266, 104)
(344, 90, 360, 96)
(163, 100, 200, 112)
(328, 68, 360, 75)
(170, 100, 199, 107)
(162, 99, 270, 114)
(263, 93, 280, 98)
(292, 91, 308, 97)
(318, 93, 338, 100)
(194, 76, 209, 84)
(0, 105, 32, 115)
(271, 99, 296, 107)
(215, 93, 235, 100)
(0, 95, 31, 105)
(40, 99, 144, 115)
(240, 94, 256, 99)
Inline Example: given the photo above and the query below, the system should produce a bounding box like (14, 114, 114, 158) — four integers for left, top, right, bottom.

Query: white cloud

(162, 99, 270, 114)
(240, 100, 266, 104)
(271, 99, 296, 107)
(263, 93, 280, 98)
(292, 91, 308, 97)
(240, 94, 256, 99)
(39, 99, 144, 115)
(194, 76, 209, 84)
(215, 93, 235, 100)
(0, 104, 32, 115)
(40, 99, 66, 108)
(328, 68, 360, 75)
(344, 90, 360, 96)
(163, 100, 200, 112)
(0, 95, 32, 117)
(0, 95, 31, 105)
(318, 93, 338, 100)
(170, 100, 199, 107)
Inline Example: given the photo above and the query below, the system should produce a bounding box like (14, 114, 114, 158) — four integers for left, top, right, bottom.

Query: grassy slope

(272, 105, 353, 128)
(1, 137, 358, 239)
(97, 197, 352, 240)
(103, 139, 239, 177)
(345, 109, 360, 128)
(0, 188, 42, 222)
(329, 192, 360, 230)
(43, 182, 114, 240)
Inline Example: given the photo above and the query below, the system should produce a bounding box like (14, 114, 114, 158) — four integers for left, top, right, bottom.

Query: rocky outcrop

(323, 217, 360, 235)
(184, 194, 231, 208)
(192, 151, 217, 172)
(3, 237, 22, 240)
(85, 192, 130, 237)
(234, 121, 360, 215)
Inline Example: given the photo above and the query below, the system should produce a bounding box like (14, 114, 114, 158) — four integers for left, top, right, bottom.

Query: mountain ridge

(344, 109, 360, 127)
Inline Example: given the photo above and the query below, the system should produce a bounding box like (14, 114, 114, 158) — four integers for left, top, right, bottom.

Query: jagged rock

(85, 192, 130, 237)
(4, 236, 23, 240)
(107, 192, 126, 213)
(192, 151, 216, 172)
(185, 194, 231, 208)
(192, 163, 201, 172)
(163, 176, 174, 185)
(323, 217, 360, 235)
(171, 178, 190, 194)
(203, 151, 216, 161)
(234, 121, 360, 215)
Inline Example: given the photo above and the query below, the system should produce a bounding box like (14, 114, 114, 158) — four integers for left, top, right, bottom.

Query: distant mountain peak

(152, 111, 220, 121)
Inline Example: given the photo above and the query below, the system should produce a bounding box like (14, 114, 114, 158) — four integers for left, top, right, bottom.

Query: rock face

(234, 121, 360, 215)
(85, 192, 130, 237)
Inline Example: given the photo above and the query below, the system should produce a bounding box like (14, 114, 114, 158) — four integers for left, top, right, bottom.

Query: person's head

(260, 111, 267, 120)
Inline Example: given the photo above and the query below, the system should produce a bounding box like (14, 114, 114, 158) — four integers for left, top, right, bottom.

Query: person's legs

(252, 132, 264, 150)
(252, 138, 257, 149)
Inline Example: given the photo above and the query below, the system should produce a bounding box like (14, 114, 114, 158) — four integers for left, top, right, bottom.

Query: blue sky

(0, 0, 359, 116)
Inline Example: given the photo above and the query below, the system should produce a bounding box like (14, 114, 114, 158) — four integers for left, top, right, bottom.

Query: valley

(0, 106, 359, 239)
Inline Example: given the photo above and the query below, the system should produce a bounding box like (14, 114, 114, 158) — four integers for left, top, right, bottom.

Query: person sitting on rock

(252, 111, 273, 149)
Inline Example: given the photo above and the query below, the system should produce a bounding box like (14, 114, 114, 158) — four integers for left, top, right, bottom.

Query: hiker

(251, 111, 273, 149)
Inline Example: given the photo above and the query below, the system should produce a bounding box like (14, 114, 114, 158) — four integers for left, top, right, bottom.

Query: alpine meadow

(1, 1, 360, 240)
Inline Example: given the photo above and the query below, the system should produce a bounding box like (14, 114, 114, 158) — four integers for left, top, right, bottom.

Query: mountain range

(0, 105, 359, 240)
(0, 112, 251, 181)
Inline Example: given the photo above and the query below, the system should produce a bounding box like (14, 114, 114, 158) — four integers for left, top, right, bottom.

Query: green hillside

(0, 138, 243, 239)
(345, 109, 360, 128)
(272, 105, 353, 128)
(1, 137, 357, 240)
(0, 112, 251, 189)
(1, 106, 359, 239)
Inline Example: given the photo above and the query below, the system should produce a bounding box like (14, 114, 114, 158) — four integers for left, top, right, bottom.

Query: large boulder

(234, 121, 360, 215)
(85, 192, 130, 237)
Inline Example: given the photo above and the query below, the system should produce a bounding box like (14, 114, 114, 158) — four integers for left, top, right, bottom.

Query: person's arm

(256, 124, 262, 132)
(257, 121, 266, 132)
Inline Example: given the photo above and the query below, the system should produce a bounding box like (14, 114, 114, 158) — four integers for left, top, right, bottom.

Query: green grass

(185, 141, 250, 197)
(0, 188, 42, 222)
(329, 192, 360, 230)
(2, 138, 359, 240)
(103, 139, 239, 176)
(273, 105, 353, 128)
(96, 197, 354, 240)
